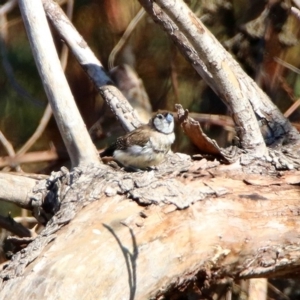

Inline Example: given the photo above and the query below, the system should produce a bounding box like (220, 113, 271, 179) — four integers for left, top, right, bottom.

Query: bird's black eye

(157, 114, 163, 120)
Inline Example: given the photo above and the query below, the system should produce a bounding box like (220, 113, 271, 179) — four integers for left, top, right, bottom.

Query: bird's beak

(166, 113, 173, 123)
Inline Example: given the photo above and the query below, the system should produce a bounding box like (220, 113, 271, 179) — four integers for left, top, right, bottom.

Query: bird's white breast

(113, 132, 175, 169)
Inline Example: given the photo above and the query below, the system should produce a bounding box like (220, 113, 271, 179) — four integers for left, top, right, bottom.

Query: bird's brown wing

(116, 125, 151, 149)
(100, 126, 151, 157)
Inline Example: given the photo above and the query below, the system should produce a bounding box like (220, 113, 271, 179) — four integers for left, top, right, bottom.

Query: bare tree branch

(17, 0, 100, 168)
(138, 0, 300, 149)
(16, 0, 73, 157)
(42, 0, 142, 132)
(0, 0, 17, 15)
(0, 172, 36, 209)
(0, 149, 62, 168)
(0, 214, 31, 237)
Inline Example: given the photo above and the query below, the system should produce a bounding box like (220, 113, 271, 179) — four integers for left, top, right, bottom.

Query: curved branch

(108, 7, 146, 70)
(42, 0, 142, 132)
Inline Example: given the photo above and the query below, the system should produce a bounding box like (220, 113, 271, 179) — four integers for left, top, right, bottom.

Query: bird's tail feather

(100, 143, 116, 157)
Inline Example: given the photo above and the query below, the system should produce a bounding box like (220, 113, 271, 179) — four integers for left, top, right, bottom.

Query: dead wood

(19, 0, 100, 168)
(0, 173, 37, 209)
(0, 156, 300, 299)
(42, 0, 142, 133)
(138, 0, 300, 172)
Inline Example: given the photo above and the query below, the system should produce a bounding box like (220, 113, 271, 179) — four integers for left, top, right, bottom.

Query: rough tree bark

(1, 0, 300, 299)
(1, 163, 300, 299)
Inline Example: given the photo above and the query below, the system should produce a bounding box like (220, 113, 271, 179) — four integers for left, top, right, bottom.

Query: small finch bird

(100, 112, 175, 170)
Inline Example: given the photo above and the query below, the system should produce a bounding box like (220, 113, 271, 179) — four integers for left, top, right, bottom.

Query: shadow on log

(1, 158, 300, 299)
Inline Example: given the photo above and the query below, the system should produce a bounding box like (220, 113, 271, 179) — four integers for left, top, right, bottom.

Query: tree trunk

(1, 162, 300, 299)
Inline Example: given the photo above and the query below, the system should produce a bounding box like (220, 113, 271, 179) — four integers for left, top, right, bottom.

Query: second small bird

(100, 112, 175, 171)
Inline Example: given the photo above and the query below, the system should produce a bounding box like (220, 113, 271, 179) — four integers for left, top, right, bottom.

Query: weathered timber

(0, 157, 300, 299)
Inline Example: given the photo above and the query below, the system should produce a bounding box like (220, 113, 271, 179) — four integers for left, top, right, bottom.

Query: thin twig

(284, 98, 300, 118)
(108, 7, 145, 70)
(274, 56, 300, 75)
(0, 149, 63, 168)
(16, 105, 52, 156)
(14, 216, 37, 224)
(0, 131, 15, 157)
(267, 281, 290, 300)
(60, 0, 73, 70)
(0, 214, 31, 237)
(291, 7, 300, 20)
(0, 131, 22, 172)
(272, 56, 300, 118)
